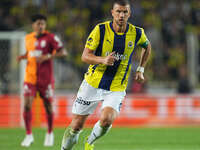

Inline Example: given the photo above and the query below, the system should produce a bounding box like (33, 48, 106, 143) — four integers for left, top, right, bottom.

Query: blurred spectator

(177, 65, 192, 94)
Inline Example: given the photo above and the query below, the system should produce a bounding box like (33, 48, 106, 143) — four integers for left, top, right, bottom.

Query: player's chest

(27, 37, 51, 54)
(34, 37, 51, 53)
(27, 38, 51, 58)
(103, 33, 135, 54)
(101, 33, 136, 62)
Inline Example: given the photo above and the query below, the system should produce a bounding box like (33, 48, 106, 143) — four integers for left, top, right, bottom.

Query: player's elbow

(147, 42, 151, 51)
(81, 53, 86, 62)
(81, 50, 90, 63)
(61, 48, 68, 57)
(145, 42, 151, 55)
(82, 47, 95, 63)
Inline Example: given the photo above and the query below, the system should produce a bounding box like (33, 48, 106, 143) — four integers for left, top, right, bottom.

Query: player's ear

(32, 22, 35, 30)
(111, 9, 114, 17)
(128, 6, 131, 18)
(128, 11, 131, 18)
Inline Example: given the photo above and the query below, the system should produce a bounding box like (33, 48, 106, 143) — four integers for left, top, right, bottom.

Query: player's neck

(112, 21, 126, 33)
(34, 30, 45, 37)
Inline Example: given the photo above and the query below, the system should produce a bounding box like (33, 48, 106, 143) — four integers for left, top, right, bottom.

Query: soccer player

(61, 0, 151, 149)
(17, 14, 67, 147)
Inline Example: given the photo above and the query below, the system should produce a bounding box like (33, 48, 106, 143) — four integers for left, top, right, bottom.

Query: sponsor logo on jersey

(105, 51, 127, 61)
(29, 50, 42, 57)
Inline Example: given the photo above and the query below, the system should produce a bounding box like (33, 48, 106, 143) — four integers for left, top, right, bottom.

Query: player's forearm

(82, 50, 104, 65)
(17, 53, 27, 61)
(52, 48, 67, 58)
(20, 55, 27, 59)
(139, 43, 151, 68)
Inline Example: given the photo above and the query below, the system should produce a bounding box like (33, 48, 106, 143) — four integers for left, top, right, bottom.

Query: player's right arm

(17, 34, 30, 62)
(81, 25, 116, 66)
(82, 48, 115, 66)
(17, 52, 28, 62)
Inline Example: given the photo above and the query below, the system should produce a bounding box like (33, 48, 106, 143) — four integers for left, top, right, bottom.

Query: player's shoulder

(95, 21, 110, 28)
(128, 23, 144, 32)
(98, 21, 110, 25)
(25, 32, 35, 39)
(44, 31, 60, 42)
(44, 31, 55, 38)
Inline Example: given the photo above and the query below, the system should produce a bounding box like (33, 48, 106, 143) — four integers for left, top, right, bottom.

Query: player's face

(111, 3, 131, 27)
(32, 19, 46, 35)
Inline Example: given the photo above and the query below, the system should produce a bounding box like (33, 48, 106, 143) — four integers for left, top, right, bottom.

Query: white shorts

(72, 80, 126, 115)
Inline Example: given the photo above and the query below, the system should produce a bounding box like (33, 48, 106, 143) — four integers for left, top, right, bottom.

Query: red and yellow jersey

(24, 31, 63, 85)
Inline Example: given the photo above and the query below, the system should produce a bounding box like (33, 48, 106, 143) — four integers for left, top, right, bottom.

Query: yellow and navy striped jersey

(84, 21, 149, 92)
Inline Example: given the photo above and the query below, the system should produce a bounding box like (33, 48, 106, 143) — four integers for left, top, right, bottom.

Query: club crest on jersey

(40, 40, 46, 48)
(128, 41, 133, 48)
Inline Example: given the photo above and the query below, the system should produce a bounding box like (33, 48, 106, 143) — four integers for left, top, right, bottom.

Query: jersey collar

(109, 21, 129, 35)
(34, 30, 48, 38)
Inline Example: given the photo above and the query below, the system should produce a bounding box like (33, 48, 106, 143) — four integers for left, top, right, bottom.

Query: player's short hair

(31, 14, 47, 23)
(112, 0, 130, 7)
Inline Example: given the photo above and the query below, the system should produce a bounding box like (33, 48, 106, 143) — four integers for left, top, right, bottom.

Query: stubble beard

(116, 20, 126, 28)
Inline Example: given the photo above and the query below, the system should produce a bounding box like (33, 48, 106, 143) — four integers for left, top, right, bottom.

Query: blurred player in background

(17, 14, 67, 147)
(61, 0, 151, 149)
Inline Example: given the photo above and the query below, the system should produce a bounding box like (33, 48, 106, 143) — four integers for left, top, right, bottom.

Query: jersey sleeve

(85, 25, 100, 51)
(50, 34, 63, 53)
(137, 28, 149, 48)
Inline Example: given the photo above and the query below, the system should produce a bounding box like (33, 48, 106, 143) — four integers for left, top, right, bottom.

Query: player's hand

(135, 72, 145, 83)
(36, 54, 51, 63)
(17, 56, 23, 62)
(103, 51, 116, 66)
(17, 55, 26, 63)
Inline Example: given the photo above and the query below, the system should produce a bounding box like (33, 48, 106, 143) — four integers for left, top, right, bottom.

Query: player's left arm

(135, 28, 151, 83)
(50, 47, 67, 58)
(36, 48, 67, 63)
(36, 35, 67, 63)
(135, 43, 151, 82)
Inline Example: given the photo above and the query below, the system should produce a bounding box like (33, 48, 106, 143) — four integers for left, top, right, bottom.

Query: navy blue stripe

(135, 27, 142, 45)
(91, 24, 105, 74)
(92, 64, 98, 73)
(121, 27, 142, 84)
(95, 24, 105, 56)
(98, 33, 127, 90)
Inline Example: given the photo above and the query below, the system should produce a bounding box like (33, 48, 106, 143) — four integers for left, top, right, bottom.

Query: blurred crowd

(0, 0, 199, 93)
